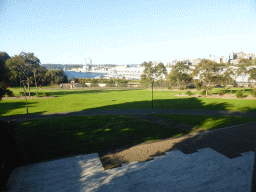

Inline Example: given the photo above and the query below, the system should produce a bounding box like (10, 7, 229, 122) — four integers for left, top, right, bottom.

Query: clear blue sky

(1, 0, 256, 65)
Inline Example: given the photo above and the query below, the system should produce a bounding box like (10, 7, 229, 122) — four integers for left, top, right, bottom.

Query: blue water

(64, 71, 107, 79)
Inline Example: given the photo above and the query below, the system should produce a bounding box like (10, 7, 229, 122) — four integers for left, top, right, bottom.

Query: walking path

(1, 108, 256, 122)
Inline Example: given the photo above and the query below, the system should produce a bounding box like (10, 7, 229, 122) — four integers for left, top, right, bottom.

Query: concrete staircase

(5, 148, 255, 192)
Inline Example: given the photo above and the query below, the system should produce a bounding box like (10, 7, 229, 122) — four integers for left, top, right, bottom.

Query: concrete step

(5, 148, 255, 192)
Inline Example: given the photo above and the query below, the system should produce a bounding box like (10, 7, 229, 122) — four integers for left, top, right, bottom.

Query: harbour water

(64, 71, 107, 79)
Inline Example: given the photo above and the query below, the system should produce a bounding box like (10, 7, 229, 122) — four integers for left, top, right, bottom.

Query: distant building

(247, 52, 256, 60)
(235, 51, 246, 59)
(230, 59, 240, 65)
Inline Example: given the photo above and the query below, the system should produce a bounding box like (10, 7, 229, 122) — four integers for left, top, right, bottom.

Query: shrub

(185, 90, 192, 96)
(218, 90, 224, 96)
(236, 90, 243, 98)
(251, 89, 256, 97)
(167, 86, 171, 90)
(19, 92, 35, 96)
(42, 92, 50, 97)
(200, 90, 206, 96)
(5, 89, 14, 97)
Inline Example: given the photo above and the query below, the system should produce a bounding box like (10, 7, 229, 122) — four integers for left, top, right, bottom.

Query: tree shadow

(4, 99, 256, 191)
(0, 101, 39, 117)
(42, 89, 134, 97)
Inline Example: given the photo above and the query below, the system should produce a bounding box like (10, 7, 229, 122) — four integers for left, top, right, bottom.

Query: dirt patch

(98, 114, 204, 170)
(174, 93, 256, 100)
(98, 121, 256, 170)
(2, 96, 57, 100)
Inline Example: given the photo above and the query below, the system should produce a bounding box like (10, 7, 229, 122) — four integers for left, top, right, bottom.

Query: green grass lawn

(12, 114, 256, 169)
(1, 87, 256, 116)
(13, 115, 184, 167)
(152, 114, 256, 133)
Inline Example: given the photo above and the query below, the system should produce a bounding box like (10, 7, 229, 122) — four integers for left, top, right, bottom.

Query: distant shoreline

(66, 70, 108, 73)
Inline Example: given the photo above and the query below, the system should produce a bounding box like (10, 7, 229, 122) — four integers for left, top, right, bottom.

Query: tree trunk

(224, 86, 226, 94)
(28, 78, 31, 97)
(35, 78, 38, 95)
(230, 87, 232, 95)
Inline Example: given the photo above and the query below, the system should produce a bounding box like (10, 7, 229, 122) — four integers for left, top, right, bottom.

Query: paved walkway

(1, 109, 256, 122)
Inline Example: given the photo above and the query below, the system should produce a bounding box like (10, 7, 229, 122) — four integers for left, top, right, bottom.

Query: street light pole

(152, 77, 154, 109)
(21, 80, 28, 114)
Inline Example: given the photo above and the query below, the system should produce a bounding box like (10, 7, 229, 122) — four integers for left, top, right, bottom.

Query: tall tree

(5, 52, 41, 96)
(248, 68, 256, 90)
(0, 52, 11, 63)
(0, 59, 10, 100)
(237, 64, 249, 93)
(168, 62, 191, 90)
(154, 63, 167, 79)
(193, 59, 222, 96)
(222, 67, 234, 94)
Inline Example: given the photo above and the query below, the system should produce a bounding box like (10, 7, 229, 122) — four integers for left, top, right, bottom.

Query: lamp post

(152, 77, 154, 109)
(21, 80, 28, 114)
(32, 68, 38, 95)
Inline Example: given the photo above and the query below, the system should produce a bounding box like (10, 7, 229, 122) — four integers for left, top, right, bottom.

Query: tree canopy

(193, 59, 222, 96)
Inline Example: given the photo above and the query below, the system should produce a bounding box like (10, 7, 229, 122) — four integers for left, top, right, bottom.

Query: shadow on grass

(3, 89, 256, 191)
(44, 88, 141, 97)
(5, 110, 256, 191)
(0, 101, 39, 117)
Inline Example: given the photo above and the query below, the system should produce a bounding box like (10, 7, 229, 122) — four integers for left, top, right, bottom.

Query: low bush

(5, 89, 14, 97)
(42, 92, 50, 97)
(200, 90, 206, 96)
(185, 90, 192, 96)
(251, 89, 256, 97)
(236, 90, 243, 98)
(167, 86, 171, 90)
(218, 90, 224, 96)
(19, 92, 35, 96)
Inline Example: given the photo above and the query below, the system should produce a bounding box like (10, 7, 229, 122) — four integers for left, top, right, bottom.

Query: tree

(0, 59, 10, 100)
(6, 52, 41, 96)
(248, 68, 256, 91)
(168, 62, 191, 90)
(193, 59, 222, 96)
(237, 64, 249, 93)
(0, 52, 11, 63)
(222, 67, 234, 94)
(154, 63, 167, 79)
(31, 65, 48, 95)
(44, 69, 67, 85)
(141, 62, 167, 80)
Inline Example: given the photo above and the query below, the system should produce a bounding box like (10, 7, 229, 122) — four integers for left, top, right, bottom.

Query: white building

(107, 65, 145, 80)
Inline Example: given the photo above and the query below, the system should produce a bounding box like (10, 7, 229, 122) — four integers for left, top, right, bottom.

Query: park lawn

(13, 114, 184, 168)
(13, 114, 256, 169)
(152, 114, 256, 134)
(1, 88, 256, 116)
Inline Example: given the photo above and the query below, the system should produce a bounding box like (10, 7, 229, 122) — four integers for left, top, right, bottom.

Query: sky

(1, 0, 256, 65)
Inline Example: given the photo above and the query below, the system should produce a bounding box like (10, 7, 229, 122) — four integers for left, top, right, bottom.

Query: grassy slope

(14, 113, 256, 168)
(152, 114, 256, 133)
(14, 115, 184, 167)
(1, 87, 256, 116)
